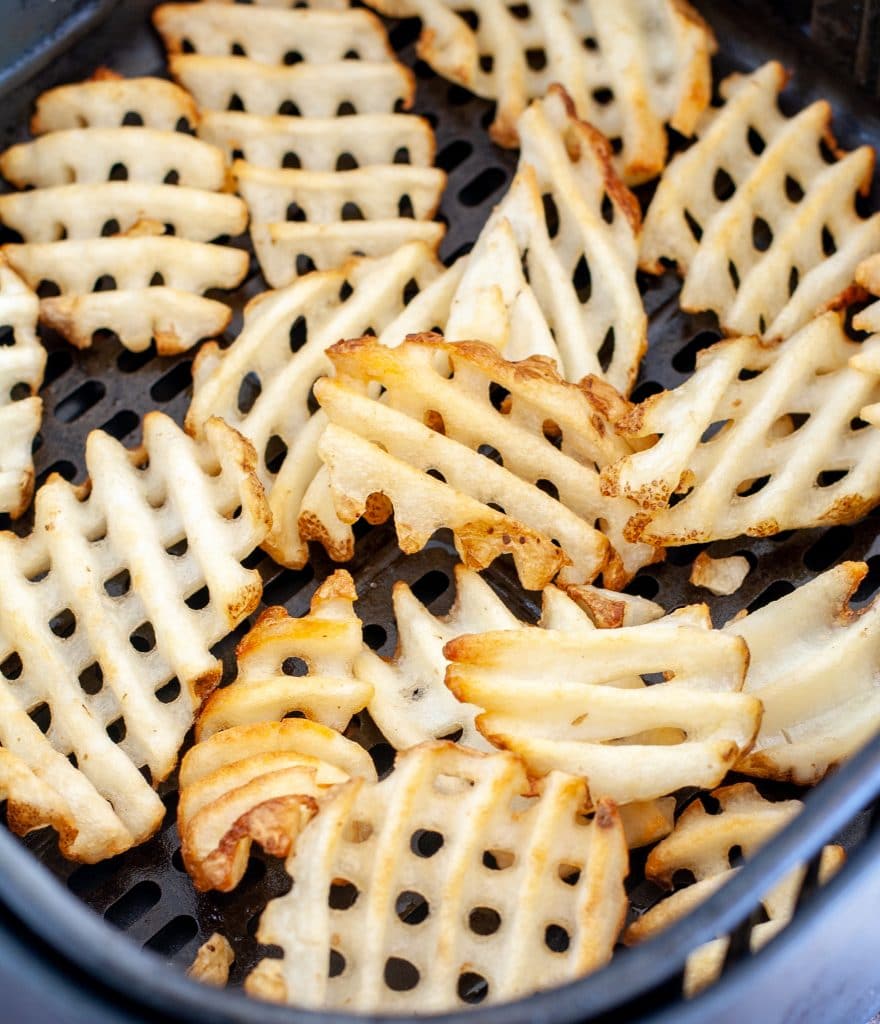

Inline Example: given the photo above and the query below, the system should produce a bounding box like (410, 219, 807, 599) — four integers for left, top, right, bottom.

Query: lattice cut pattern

(624, 783, 845, 996)
(0, 412, 270, 863)
(0, 70, 248, 353)
(180, 573, 376, 891)
(186, 243, 445, 567)
(155, 2, 445, 283)
(306, 334, 660, 590)
(364, 0, 715, 181)
(247, 742, 628, 1011)
(641, 61, 880, 340)
(603, 312, 880, 546)
(445, 605, 760, 806)
(724, 561, 880, 785)
(0, 259, 44, 518)
(381, 87, 646, 395)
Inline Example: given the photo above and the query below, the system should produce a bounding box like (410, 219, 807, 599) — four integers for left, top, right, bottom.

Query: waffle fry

(189, 934, 234, 987)
(358, 564, 663, 752)
(156, 2, 445, 282)
(305, 334, 660, 589)
(1, 74, 248, 353)
(169, 56, 413, 119)
(689, 552, 751, 596)
(31, 70, 198, 134)
(724, 562, 880, 784)
(359, 564, 673, 849)
(0, 412, 270, 862)
(0, 260, 44, 518)
(180, 571, 375, 891)
(603, 312, 880, 545)
(642, 62, 880, 340)
(0, 184, 246, 243)
(0, 128, 227, 189)
(155, 4, 393, 64)
(186, 244, 444, 567)
(235, 161, 445, 286)
(4, 235, 247, 354)
(197, 110, 435, 172)
(248, 743, 628, 1011)
(363, 0, 714, 181)
(380, 87, 646, 394)
(445, 606, 760, 806)
(625, 784, 845, 996)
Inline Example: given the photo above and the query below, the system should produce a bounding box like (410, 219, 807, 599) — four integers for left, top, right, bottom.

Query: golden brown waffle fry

(196, 572, 371, 742)
(0, 259, 44, 518)
(1, 73, 248, 353)
(641, 62, 880, 340)
(363, 0, 714, 181)
(380, 87, 646, 394)
(306, 334, 660, 589)
(189, 934, 234, 987)
(0, 412, 270, 863)
(602, 312, 880, 545)
(724, 561, 880, 784)
(180, 571, 375, 891)
(4, 235, 247, 354)
(248, 742, 628, 1011)
(625, 783, 845, 996)
(31, 70, 198, 134)
(186, 244, 444, 567)
(445, 606, 760, 806)
(156, 2, 445, 282)
(689, 552, 751, 596)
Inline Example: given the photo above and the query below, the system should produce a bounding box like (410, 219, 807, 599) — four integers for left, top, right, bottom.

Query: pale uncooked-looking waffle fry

(602, 311, 880, 546)
(180, 571, 376, 892)
(247, 742, 629, 1011)
(186, 243, 444, 567)
(155, 2, 445, 283)
(363, 0, 715, 182)
(724, 561, 880, 784)
(625, 783, 845, 996)
(0, 259, 44, 518)
(381, 86, 647, 395)
(444, 605, 761, 806)
(0, 412, 270, 863)
(641, 62, 880, 340)
(358, 563, 662, 755)
(362, 565, 674, 848)
(0, 70, 248, 353)
(304, 334, 660, 590)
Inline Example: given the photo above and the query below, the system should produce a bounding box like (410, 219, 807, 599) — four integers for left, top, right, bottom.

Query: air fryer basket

(1, 2, 880, 1022)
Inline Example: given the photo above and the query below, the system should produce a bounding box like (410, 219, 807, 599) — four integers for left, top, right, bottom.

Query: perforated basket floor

(3, 0, 880, 1018)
